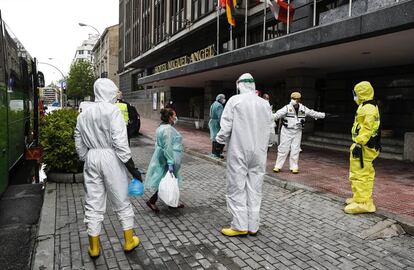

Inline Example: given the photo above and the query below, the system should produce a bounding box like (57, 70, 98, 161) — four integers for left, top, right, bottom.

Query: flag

(261, 0, 294, 24)
(226, 0, 237, 27)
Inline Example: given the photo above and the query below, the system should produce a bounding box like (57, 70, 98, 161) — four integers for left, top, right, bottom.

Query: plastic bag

(158, 172, 180, 207)
(128, 178, 144, 197)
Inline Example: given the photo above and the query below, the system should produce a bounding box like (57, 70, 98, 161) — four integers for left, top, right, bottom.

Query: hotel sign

(153, 45, 215, 74)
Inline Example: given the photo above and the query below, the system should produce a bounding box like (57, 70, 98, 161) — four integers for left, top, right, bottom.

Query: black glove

(124, 158, 142, 182)
(352, 144, 362, 159)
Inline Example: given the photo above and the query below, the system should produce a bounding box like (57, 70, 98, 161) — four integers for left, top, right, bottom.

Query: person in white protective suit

(272, 92, 325, 174)
(216, 73, 272, 237)
(74, 78, 142, 258)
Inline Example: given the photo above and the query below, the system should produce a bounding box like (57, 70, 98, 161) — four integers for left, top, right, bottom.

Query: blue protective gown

(145, 124, 183, 192)
(208, 99, 224, 142)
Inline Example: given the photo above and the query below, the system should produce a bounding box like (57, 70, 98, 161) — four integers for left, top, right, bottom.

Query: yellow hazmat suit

(345, 81, 380, 214)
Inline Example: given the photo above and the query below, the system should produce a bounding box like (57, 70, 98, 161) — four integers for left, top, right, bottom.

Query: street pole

(78, 23, 102, 77)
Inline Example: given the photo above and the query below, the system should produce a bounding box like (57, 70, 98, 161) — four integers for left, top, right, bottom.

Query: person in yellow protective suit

(116, 91, 131, 144)
(344, 81, 381, 214)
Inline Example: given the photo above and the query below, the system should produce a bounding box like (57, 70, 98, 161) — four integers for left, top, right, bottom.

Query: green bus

(0, 11, 43, 194)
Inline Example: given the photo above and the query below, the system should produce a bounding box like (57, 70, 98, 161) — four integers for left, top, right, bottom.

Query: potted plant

(40, 108, 83, 183)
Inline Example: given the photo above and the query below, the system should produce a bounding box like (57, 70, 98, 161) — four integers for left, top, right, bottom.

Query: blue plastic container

(128, 178, 144, 197)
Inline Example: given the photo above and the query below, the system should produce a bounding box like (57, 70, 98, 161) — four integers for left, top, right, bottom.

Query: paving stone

(48, 137, 414, 270)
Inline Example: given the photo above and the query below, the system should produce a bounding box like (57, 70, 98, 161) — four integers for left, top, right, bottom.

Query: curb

(32, 183, 56, 270)
(137, 133, 414, 235)
(184, 148, 414, 236)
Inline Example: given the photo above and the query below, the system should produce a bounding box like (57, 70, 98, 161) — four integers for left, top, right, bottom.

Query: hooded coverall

(216, 73, 272, 233)
(74, 79, 135, 236)
(273, 102, 325, 172)
(345, 81, 380, 214)
(209, 94, 225, 157)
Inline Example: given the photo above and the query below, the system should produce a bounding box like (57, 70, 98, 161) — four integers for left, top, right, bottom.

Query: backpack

(362, 100, 381, 151)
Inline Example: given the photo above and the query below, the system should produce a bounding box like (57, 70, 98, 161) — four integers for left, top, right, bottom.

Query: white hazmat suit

(216, 73, 272, 234)
(74, 79, 135, 237)
(273, 100, 325, 172)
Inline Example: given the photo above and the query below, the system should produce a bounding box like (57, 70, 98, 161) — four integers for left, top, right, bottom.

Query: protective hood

(216, 94, 225, 101)
(94, 78, 118, 104)
(236, 73, 256, 94)
(354, 81, 374, 105)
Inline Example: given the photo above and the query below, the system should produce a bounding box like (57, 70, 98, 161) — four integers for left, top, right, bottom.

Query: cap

(291, 92, 301, 99)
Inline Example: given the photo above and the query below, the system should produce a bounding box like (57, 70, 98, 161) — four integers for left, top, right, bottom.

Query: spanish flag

(226, 0, 237, 27)
(260, 0, 294, 24)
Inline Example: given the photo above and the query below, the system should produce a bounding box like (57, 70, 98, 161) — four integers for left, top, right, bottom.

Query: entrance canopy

(147, 28, 414, 87)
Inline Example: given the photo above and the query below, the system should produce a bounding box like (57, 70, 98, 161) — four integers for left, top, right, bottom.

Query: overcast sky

(0, 0, 118, 85)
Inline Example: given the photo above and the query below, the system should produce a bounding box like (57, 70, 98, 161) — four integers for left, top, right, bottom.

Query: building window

(78, 50, 84, 55)
(154, 0, 166, 44)
(133, 72, 145, 91)
(191, 0, 214, 22)
(125, 0, 132, 62)
(142, 0, 152, 52)
(132, 0, 140, 57)
(171, 0, 186, 35)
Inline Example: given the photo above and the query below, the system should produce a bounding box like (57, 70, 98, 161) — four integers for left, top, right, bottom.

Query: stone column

(404, 132, 414, 161)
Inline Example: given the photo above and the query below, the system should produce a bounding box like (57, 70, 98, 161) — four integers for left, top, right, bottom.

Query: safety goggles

(237, 78, 255, 84)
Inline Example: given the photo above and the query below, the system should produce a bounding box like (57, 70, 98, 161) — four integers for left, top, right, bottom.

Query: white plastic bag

(158, 172, 180, 207)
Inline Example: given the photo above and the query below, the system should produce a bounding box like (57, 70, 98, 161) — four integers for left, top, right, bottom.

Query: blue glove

(168, 164, 174, 173)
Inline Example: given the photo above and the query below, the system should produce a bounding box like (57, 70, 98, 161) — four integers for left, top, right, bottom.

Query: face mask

(221, 99, 226, 104)
(352, 90, 359, 104)
(290, 99, 297, 106)
(173, 116, 178, 125)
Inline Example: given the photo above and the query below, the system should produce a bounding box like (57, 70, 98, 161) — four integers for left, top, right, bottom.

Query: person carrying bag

(145, 108, 184, 213)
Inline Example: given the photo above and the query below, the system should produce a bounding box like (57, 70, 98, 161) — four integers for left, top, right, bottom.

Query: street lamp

(38, 61, 67, 108)
(78, 22, 102, 78)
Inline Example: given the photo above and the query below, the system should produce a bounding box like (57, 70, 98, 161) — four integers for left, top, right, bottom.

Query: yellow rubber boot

(221, 227, 248, 237)
(273, 167, 280, 173)
(88, 235, 100, 258)
(344, 200, 376, 214)
(124, 229, 140, 252)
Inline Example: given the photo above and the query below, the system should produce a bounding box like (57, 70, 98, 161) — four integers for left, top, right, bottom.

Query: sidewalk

(34, 136, 414, 269)
(140, 117, 414, 225)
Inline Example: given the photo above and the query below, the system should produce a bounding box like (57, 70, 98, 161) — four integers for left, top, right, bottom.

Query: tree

(67, 60, 96, 103)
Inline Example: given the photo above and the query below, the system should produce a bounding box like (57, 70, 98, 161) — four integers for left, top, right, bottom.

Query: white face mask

(290, 99, 298, 106)
(173, 116, 178, 125)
